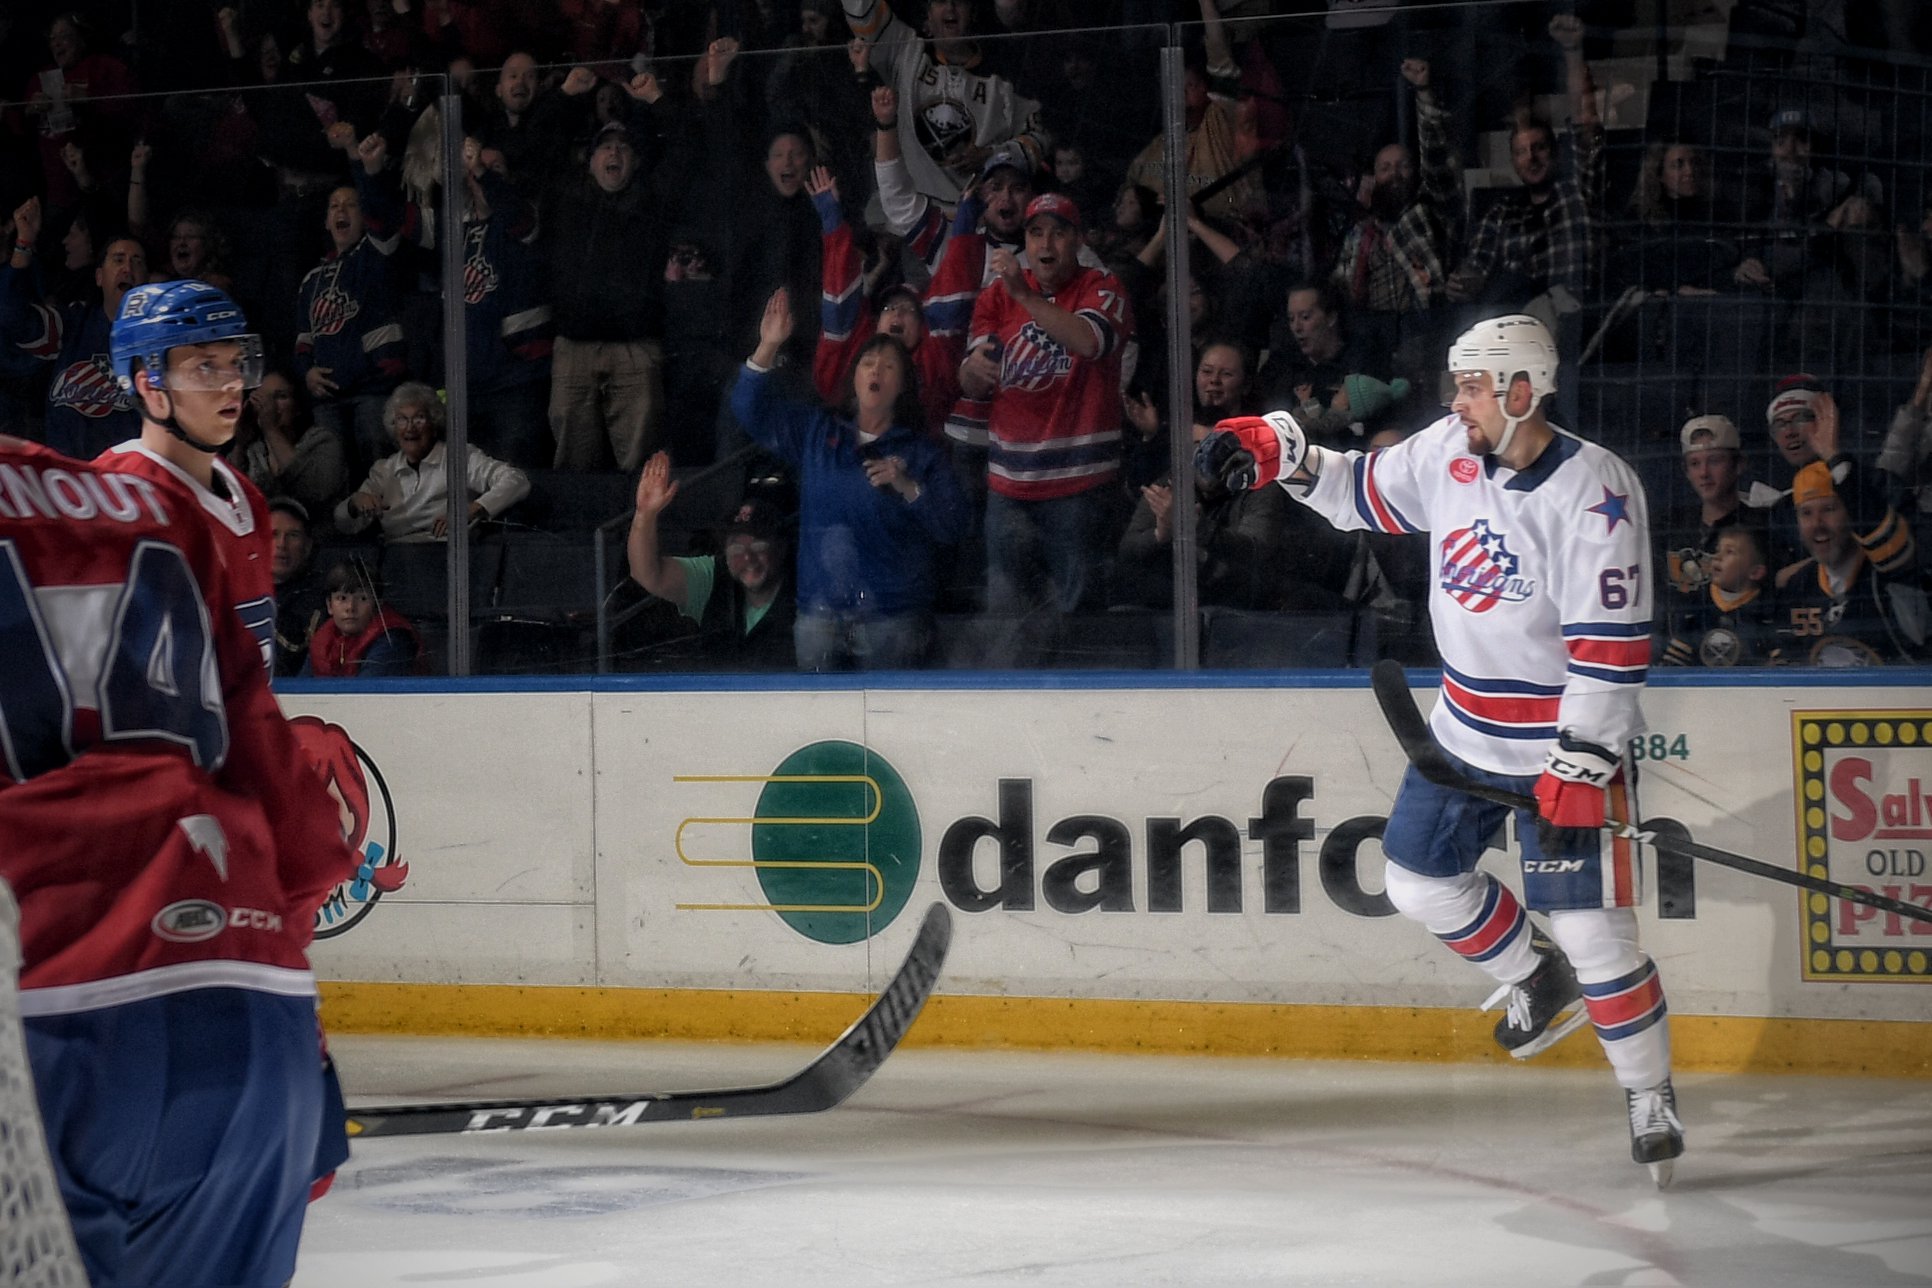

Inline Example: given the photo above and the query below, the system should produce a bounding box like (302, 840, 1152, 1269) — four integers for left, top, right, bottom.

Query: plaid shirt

(1456, 122, 1604, 299)
(1332, 91, 1463, 313)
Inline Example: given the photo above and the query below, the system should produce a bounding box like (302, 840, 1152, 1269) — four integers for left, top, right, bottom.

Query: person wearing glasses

(627, 450, 798, 671)
(334, 381, 529, 543)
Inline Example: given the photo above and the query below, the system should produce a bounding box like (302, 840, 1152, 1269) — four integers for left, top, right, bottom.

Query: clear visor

(166, 335, 266, 391)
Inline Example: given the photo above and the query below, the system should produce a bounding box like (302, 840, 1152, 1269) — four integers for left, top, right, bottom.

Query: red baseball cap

(1023, 192, 1083, 231)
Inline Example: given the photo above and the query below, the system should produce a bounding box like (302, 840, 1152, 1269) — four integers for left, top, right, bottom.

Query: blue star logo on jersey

(1587, 486, 1631, 533)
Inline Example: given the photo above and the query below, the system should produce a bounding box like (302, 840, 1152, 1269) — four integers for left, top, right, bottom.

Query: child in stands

(302, 556, 426, 676)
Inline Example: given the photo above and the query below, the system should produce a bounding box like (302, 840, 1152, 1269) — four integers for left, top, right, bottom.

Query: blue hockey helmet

(110, 279, 264, 395)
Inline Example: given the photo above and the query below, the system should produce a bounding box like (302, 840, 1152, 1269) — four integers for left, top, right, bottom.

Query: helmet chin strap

(1489, 408, 1527, 461)
(151, 390, 224, 455)
(1486, 373, 1531, 461)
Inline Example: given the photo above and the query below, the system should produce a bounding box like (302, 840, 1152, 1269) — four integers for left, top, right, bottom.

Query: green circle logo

(751, 741, 922, 944)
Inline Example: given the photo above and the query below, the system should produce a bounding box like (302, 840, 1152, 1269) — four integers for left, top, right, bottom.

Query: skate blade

(1506, 1008, 1592, 1060)
(1648, 1158, 1675, 1189)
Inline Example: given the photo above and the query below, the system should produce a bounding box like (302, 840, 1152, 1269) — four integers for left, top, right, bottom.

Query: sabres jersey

(101, 441, 277, 676)
(0, 438, 357, 1011)
(1296, 415, 1652, 776)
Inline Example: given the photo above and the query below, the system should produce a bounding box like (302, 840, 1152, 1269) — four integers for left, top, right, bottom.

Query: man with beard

(1445, 15, 1604, 312)
(2, 196, 145, 458)
(1331, 59, 1461, 334)
(1733, 107, 1883, 298)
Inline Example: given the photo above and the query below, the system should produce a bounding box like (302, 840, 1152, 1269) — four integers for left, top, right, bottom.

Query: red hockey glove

(1194, 411, 1309, 492)
(1533, 734, 1621, 849)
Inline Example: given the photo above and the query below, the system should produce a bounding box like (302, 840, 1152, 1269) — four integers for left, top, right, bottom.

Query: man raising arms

(1198, 314, 1681, 1183)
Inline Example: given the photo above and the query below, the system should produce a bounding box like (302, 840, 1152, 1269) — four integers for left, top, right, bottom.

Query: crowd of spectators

(2, 0, 1930, 672)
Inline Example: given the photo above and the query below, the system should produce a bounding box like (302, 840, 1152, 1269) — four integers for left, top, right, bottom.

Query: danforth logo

(676, 741, 922, 945)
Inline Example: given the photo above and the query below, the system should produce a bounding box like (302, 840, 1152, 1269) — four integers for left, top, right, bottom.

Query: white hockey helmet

(1445, 313, 1558, 457)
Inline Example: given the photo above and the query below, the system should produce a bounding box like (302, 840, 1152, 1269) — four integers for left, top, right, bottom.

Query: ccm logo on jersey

(151, 901, 285, 941)
(1523, 859, 1587, 874)
(1449, 457, 1480, 484)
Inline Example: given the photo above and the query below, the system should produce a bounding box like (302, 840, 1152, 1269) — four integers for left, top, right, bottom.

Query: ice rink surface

(295, 1035, 1932, 1287)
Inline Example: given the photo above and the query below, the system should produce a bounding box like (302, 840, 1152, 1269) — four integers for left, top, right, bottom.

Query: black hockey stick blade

(1368, 661, 1932, 926)
(344, 902, 954, 1138)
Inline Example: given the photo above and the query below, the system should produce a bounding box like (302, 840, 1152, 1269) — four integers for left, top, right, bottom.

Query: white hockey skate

(1483, 946, 1589, 1059)
(1626, 1078, 1685, 1189)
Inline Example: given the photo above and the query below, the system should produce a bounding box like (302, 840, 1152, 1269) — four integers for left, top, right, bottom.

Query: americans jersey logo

(49, 355, 130, 418)
(1439, 519, 1536, 611)
(463, 224, 499, 305)
(307, 264, 361, 338)
(1002, 322, 1070, 392)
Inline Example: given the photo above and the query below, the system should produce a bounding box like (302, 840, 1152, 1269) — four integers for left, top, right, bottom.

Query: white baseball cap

(1680, 414, 1740, 454)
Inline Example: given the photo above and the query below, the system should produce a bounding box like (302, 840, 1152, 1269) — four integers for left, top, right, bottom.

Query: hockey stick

(343, 902, 953, 1138)
(1368, 661, 1932, 926)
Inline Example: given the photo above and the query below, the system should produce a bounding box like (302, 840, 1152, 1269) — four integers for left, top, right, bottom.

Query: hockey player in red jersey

(99, 279, 278, 675)
(1198, 315, 1683, 1185)
(0, 436, 358, 1276)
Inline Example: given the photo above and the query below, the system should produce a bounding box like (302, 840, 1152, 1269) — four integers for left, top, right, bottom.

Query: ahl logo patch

(290, 716, 409, 939)
(1439, 519, 1536, 612)
(153, 899, 226, 943)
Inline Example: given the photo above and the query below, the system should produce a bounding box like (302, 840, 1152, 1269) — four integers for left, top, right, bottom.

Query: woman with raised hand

(729, 288, 968, 670)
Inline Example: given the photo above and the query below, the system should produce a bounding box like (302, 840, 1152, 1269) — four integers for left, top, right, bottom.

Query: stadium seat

(515, 470, 636, 531)
(375, 540, 503, 622)
(491, 534, 624, 624)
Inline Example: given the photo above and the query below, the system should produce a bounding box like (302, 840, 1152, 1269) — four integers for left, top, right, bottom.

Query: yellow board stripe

(318, 983, 1932, 1079)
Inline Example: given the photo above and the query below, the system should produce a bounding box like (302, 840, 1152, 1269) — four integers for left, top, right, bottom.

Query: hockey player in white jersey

(1197, 314, 1683, 1183)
